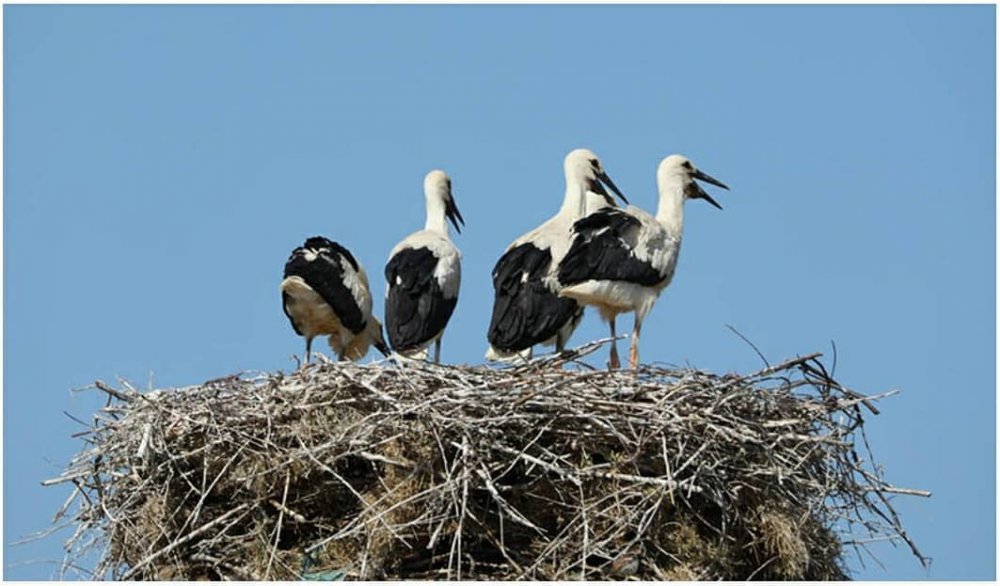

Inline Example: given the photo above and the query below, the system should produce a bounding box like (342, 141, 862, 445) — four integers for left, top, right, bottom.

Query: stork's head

(424, 169, 465, 234)
(564, 148, 629, 206)
(657, 155, 730, 209)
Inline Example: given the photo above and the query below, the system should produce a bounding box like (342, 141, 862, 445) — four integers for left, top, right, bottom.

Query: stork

(486, 148, 628, 360)
(557, 155, 730, 370)
(281, 236, 389, 364)
(384, 170, 464, 363)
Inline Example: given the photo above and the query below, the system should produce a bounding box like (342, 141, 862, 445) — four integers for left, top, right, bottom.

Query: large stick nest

(47, 342, 928, 580)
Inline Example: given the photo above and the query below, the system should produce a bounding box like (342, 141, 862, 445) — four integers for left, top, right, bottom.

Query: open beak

(597, 171, 629, 205)
(445, 195, 465, 234)
(692, 169, 729, 210)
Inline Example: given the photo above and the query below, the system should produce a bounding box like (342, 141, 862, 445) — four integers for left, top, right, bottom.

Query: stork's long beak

(693, 169, 729, 191)
(445, 195, 465, 234)
(597, 171, 629, 205)
(692, 169, 729, 210)
(373, 322, 391, 357)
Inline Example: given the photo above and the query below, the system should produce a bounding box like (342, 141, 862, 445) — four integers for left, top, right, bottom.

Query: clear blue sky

(4, 4, 994, 580)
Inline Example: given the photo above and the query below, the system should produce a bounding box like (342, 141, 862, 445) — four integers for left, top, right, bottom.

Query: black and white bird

(281, 236, 389, 364)
(486, 148, 628, 360)
(384, 170, 464, 363)
(557, 154, 730, 369)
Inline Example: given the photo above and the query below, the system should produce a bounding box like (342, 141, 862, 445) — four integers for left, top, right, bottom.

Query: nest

(47, 341, 929, 580)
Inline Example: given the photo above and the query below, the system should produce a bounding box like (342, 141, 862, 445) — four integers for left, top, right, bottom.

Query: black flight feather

(487, 243, 582, 352)
(384, 246, 458, 352)
(558, 209, 665, 287)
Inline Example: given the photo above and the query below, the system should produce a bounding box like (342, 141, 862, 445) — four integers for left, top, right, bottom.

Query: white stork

(384, 170, 464, 363)
(281, 236, 389, 364)
(486, 148, 628, 360)
(556, 154, 730, 370)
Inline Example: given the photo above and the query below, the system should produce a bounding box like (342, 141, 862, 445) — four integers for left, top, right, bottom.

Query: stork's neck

(425, 194, 449, 235)
(656, 179, 686, 237)
(556, 181, 587, 219)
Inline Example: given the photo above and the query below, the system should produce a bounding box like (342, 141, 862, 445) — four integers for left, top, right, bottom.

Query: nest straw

(45, 340, 929, 580)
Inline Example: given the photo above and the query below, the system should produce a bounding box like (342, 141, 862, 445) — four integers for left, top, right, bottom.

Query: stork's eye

(589, 158, 599, 168)
(683, 161, 693, 169)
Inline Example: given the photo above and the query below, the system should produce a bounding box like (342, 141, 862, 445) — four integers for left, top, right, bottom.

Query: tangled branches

(46, 342, 928, 580)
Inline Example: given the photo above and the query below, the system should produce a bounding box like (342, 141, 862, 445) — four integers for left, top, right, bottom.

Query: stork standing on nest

(557, 155, 730, 370)
(384, 170, 465, 363)
(486, 148, 629, 360)
(281, 236, 389, 364)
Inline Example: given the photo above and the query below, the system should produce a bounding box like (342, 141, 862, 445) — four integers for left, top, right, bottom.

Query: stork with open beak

(557, 154, 730, 369)
(486, 148, 629, 360)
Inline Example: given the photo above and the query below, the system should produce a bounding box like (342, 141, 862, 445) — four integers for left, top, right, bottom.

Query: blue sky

(3, 4, 994, 580)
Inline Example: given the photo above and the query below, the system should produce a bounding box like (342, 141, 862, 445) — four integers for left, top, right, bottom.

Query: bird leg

(305, 337, 313, 366)
(629, 318, 643, 370)
(608, 316, 621, 370)
(434, 338, 442, 364)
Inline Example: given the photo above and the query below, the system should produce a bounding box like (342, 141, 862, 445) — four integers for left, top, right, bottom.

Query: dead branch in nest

(46, 341, 928, 580)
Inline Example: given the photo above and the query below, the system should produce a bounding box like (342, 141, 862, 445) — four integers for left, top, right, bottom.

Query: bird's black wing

(283, 237, 366, 334)
(384, 246, 458, 351)
(558, 209, 665, 287)
(487, 242, 581, 352)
